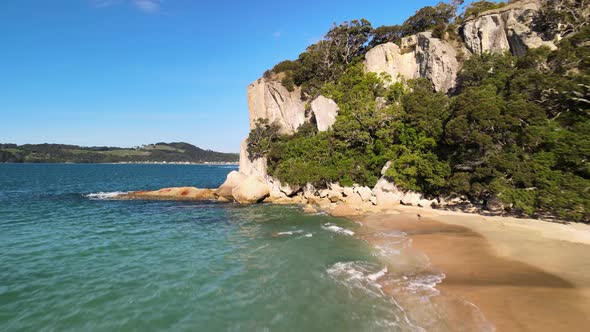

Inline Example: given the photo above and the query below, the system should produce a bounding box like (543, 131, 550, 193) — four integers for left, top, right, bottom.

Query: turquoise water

(0, 164, 419, 331)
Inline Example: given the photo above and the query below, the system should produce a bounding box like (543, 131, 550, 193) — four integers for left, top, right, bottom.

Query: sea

(0, 164, 490, 331)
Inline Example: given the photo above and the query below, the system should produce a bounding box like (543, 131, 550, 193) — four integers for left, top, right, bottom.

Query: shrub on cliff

(459, 1, 507, 21)
(401, 2, 456, 36)
(268, 20, 373, 97)
(251, 4, 590, 222)
(534, 0, 589, 39)
(266, 66, 452, 191)
(246, 119, 281, 161)
(442, 34, 589, 221)
(370, 2, 458, 46)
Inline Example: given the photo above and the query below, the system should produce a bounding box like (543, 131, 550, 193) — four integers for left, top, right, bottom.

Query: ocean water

(0, 164, 428, 331)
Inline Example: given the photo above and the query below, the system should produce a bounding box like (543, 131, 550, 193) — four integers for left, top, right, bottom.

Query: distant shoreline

(0, 161, 239, 165)
(0, 142, 239, 164)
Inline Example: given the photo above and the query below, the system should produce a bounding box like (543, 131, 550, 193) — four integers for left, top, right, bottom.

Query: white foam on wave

(327, 261, 429, 331)
(397, 272, 446, 296)
(367, 267, 389, 282)
(322, 223, 355, 236)
(303, 233, 313, 238)
(326, 261, 388, 297)
(373, 244, 402, 257)
(85, 191, 128, 200)
(277, 230, 304, 236)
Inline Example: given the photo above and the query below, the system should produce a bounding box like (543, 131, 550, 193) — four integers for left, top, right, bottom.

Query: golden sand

(358, 208, 590, 332)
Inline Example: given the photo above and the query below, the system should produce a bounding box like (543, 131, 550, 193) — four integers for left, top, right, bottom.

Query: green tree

(246, 119, 282, 161)
(401, 2, 456, 36)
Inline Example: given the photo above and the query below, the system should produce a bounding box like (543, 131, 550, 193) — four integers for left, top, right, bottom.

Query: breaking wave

(322, 223, 355, 236)
(85, 191, 127, 200)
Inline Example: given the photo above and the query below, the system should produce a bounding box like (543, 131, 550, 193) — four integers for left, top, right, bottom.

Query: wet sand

(358, 208, 590, 331)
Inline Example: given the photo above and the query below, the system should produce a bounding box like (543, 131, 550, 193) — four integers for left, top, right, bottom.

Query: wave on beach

(322, 223, 355, 236)
(277, 230, 304, 236)
(327, 261, 388, 296)
(85, 191, 128, 200)
(398, 273, 446, 296)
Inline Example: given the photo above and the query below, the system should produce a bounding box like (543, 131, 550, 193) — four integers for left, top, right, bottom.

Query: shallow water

(0, 164, 428, 331)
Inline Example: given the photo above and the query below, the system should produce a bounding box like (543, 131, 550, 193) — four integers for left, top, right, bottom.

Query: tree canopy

(249, 2, 590, 222)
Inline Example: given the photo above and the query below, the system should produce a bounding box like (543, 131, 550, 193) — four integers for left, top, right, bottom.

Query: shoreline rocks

(215, 170, 247, 200)
(112, 169, 546, 221)
(232, 175, 270, 204)
(120, 187, 216, 201)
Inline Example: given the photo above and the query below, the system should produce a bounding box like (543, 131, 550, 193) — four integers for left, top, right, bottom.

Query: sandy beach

(357, 207, 590, 331)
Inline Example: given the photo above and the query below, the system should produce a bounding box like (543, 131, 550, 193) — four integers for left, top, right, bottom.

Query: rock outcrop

(122, 187, 216, 200)
(310, 95, 339, 131)
(215, 170, 247, 200)
(232, 175, 270, 204)
(415, 32, 459, 93)
(364, 33, 459, 92)
(268, 177, 300, 200)
(364, 42, 418, 84)
(371, 161, 435, 208)
(364, 1, 556, 92)
(114, 1, 567, 213)
(460, 0, 556, 56)
(239, 139, 267, 179)
(247, 77, 307, 135)
(152, 0, 561, 209)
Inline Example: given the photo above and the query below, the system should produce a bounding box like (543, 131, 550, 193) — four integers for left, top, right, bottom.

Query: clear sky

(0, 0, 445, 152)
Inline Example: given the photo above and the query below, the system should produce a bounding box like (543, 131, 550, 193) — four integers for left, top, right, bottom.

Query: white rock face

(418, 199, 435, 208)
(354, 186, 373, 202)
(232, 175, 270, 204)
(371, 161, 433, 208)
(239, 138, 267, 179)
(461, 0, 555, 56)
(372, 176, 404, 207)
(400, 35, 418, 50)
(400, 192, 423, 206)
(267, 178, 287, 200)
(364, 34, 459, 93)
(310, 95, 339, 131)
(503, 5, 557, 55)
(364, 1, 555, 93)
(216, 171, 247, 199)
(247, 78, 306, 135)
(344, 192, 364, 205)
(415, 32, 459, 93)
(328, 183, 344, 193)
(364, 42, 418, 84)
(462, 14, 510, 55)
(342, 187, 355, 198)
(267, 177, 300, 198)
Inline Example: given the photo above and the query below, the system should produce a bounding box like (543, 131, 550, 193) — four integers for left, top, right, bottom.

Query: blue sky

(1, 0, 446, 152)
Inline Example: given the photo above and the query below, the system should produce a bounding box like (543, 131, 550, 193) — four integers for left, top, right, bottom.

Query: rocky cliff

(365, 32, 460, 93)
(364, 0, 562, 93)
(247, 78, 308, 135)
(230, 0, 562, 212)
(460, 0, 556, 56)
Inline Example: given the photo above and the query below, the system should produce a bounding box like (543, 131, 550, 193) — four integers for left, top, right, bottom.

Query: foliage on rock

(246, 119, 281, 161)
(247, 1, 590, 222)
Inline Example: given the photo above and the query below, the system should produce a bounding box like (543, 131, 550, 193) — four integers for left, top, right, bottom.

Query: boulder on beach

(232, 175, 270, 204)
(329, 204, 363, 217)
(215, 170, 247, 200)
(354, 186, 373, 202)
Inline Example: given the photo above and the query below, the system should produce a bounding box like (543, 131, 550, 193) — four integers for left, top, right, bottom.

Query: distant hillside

(0, 142, 239, 163)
